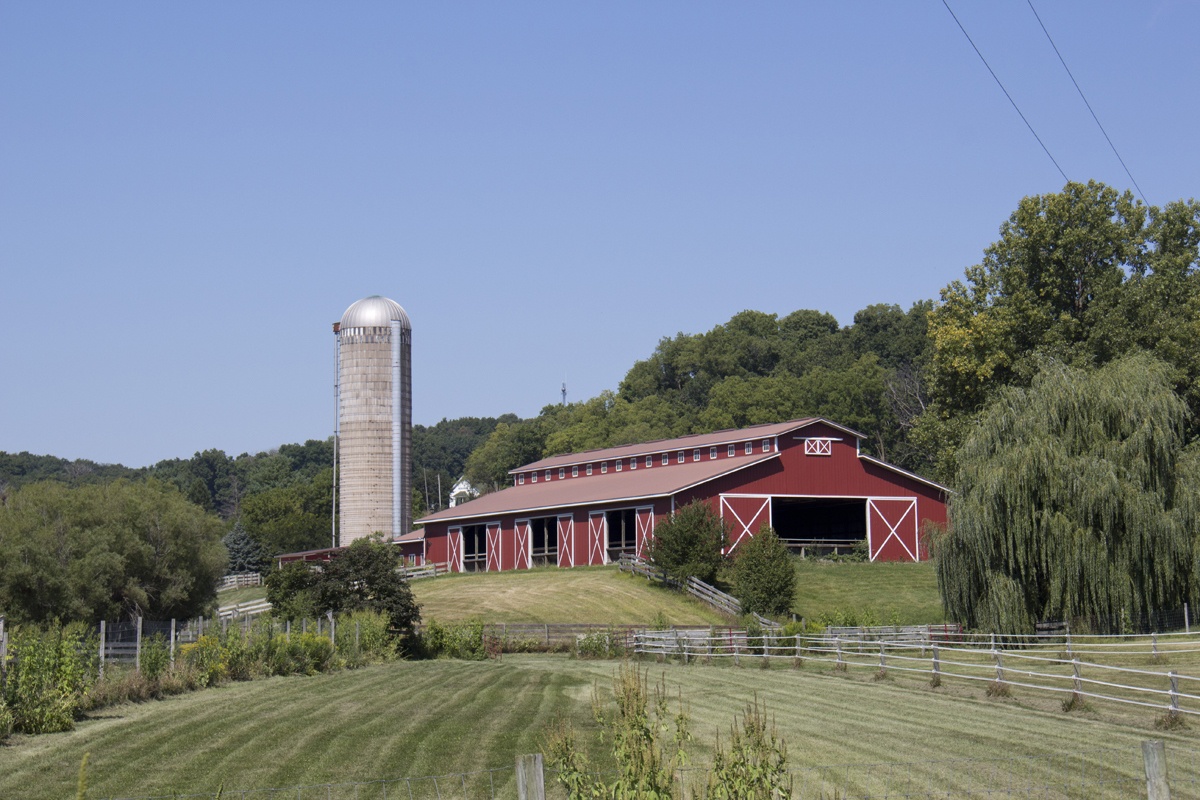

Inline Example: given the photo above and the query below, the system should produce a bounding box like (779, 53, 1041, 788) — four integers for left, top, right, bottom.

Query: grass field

(3, 652, 1199, 799)
(790, 559, 943, 625)
(411, 566, 732, 625)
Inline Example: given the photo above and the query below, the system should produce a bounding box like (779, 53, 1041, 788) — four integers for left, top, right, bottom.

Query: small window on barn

(559, 468, 565, 479)
(728, 444, 736, 457)
(662, 453, 668, 466)
(545, 470, 551, 481)
(762, 439, 771, 452)
(630, 457, 636, 470)
(601, 462, 608, 474)
(804, 439, 832, 456)
(745, 441, 753, 455)
(646, 455, 653, 468)
(677, 451, 685, 464)
(519, 474, 525, 485)
(531, 472, 537, 483)
(692, 449, 700, 462)
(572, 466, 579, 477)
(616, 459, 623, 472)
(587, 464, 593, 476)
(709, 446, 717, 460)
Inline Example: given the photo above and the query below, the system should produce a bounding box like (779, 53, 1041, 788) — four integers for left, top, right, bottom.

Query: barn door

(867, 499, 918, 562)
(513, 519, 532, 570)
(719, 496, 771, 553)
(557, 515, 575, 568)
(486, 522, 503, 571)
(588, 512, 607, 565)
(448, 526, 463, 573)
(635, 506, 655, 561)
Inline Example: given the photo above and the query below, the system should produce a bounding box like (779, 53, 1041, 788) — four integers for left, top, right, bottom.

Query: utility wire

(1026, 0, 1146, 204)
(940, 0, 1069, 183)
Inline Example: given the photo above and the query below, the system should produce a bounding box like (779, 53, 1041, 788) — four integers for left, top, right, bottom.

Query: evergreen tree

(222, 520, 268, 574)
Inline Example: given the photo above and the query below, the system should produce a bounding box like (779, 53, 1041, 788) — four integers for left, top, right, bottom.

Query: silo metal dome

(340, 295, 411, 330)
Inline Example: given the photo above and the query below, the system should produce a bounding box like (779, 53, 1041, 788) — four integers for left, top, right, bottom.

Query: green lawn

(2, 655, 1197, 799)
(412, 565, 731, 626)
(790, 559, 944, 625)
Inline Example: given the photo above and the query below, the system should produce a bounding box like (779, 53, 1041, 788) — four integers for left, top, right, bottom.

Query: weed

(986, 681, 1012, 699)
(929, 672, 942, 689)
(872, 669, 888, 682)
(1155, 710, 1189, 731)
(1061, 692, 1093, 714)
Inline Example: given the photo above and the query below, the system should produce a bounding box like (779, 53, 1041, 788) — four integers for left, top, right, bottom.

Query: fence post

(286, 619, 291, 641)
(878, 641, 886, 673)
(733, 637, 740, 668)
(1065, 631, 1072, 659)
(1073, 659, 1081, 694)
(135, 615, 143, 673)
(932, 642, 940, 680)
(794, 633, 802, 668)
(994, 649, 1004, 684)
(515, 753, 546, 800)
(1186, 603, 1190, 634)
(355, 621, 360, 651)
(1143, 740, 1171, 800)
(0, 615, 7, 683)
(99, 620, 106, 679)
(170, 618, 176, 669)
(1153, 633, 1160, 660)
(1170, 672, 1180, 712)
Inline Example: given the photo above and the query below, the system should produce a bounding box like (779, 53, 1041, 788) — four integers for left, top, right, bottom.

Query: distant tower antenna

(561, 381, 567, 405)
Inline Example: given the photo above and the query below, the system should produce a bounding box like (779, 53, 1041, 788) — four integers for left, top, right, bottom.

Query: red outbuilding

(416, 418, 948, 572)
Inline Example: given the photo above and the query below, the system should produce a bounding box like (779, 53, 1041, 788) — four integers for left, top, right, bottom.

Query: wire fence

(94, 743, 1199, 800)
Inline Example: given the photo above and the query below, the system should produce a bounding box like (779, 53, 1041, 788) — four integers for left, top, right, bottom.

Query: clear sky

(2, 2, 1198, 468)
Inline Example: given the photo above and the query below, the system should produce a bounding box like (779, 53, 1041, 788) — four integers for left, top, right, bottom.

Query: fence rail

(632, 627, 1200, 719)
(617, 556, 746, 618)
(217, 573, 262, 591)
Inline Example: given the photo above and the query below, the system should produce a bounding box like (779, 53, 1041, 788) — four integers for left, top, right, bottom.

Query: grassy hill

(410, 565, 731, 625)
(3, 654, 1197, 799)
(221, 560, 944, 626)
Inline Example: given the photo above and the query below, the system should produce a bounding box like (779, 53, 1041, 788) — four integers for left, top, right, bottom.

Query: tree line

(4, 179, 1198, 631)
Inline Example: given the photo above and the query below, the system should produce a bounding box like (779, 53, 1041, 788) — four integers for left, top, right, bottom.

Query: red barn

(416, 418, 948, 572)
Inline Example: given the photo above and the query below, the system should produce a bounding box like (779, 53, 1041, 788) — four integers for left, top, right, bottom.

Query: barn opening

(461, 524, 487, 572)
(770, 497, 866, 557)
(530, 516, 558, 566)
(606, 508, 637, 559)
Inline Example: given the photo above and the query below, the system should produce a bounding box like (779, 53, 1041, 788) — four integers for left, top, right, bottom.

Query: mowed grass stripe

(4, 656, 1199, 799)
(0, 661, 593, 800)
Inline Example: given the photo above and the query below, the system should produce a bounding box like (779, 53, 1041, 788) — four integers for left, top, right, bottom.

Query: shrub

(421, 619, 486, 660)
(701, 696, 792, 800)
(575, 627, 627, 659)
(181, 635, 227, 687)
(139, 633, 171, 681)
(3, 623, 96, 734)
(0, 697, 13, 742)
(334, 610, 397, 666)
(732, 526, 795, 617)
(647, 500, 728, 584)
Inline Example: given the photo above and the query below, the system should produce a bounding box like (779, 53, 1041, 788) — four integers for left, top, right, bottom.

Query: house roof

(417, 450, 781, 525)
(513, 417, 863, 474)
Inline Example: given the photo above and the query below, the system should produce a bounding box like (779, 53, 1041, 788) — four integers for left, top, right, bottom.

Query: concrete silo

(334, 295, 412, 546)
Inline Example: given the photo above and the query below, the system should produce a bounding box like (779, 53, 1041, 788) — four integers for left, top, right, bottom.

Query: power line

(940, 0, 1069, 183)
(1026, 0, 1147, 204)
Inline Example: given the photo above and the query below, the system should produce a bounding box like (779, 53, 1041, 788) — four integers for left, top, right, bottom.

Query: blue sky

(2, 2, 1198, 467)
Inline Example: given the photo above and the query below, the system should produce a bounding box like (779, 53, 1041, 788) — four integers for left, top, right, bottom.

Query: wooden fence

(217, 572, 262, 591)
(617, 555, 745, 618)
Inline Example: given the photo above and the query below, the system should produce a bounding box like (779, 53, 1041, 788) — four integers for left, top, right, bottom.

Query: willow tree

(934, 352, 1200, 633)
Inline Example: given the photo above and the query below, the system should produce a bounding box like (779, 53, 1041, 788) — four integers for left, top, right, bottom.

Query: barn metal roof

(513, 417, 862, 474)
(417, 451, 781, 525)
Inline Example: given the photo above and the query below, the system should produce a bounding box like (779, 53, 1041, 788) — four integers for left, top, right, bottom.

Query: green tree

(933, 353, 1200, 633)
(647, 500, 727, 584)
(731, 526, 795, 617)
(0, 480, 227, 623)
(268, 539, 421, 646)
